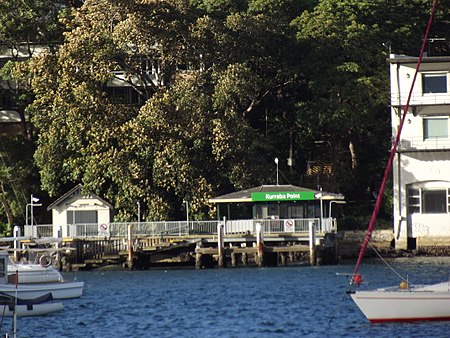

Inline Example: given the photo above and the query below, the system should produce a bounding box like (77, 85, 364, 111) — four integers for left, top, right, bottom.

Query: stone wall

(338, 230, 450, 258)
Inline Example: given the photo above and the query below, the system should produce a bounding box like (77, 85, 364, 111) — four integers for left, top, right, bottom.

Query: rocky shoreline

(337, 230, 450, 260)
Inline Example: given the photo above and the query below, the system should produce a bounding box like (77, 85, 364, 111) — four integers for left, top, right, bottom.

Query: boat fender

(399, 281, 409, 289)
(39, 255, 54, 268)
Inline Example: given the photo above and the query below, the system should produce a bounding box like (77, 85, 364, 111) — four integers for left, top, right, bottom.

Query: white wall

(51, 194, 111, 237)
(390, 56, 450, 249)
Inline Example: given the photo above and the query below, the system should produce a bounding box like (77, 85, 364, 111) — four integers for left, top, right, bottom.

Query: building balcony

(391, 92, 450, 108)
(398, 136, 450, 152)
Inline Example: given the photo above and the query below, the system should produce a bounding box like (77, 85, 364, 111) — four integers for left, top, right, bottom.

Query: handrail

(23, 218, 334, 239)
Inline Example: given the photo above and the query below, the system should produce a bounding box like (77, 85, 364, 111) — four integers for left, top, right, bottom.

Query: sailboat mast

(351, 0, 439, 283)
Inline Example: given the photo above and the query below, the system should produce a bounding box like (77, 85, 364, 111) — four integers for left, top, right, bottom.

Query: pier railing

(24, 217, 336, 239)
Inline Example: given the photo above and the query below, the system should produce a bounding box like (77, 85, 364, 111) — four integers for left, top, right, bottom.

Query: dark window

(422, 190, 447, 214)
(422, 73, 447, 94)
(67, 210, 98, 224)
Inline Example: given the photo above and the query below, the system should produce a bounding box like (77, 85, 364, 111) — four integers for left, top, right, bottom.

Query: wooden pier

(52, 231, 338, 270)
(8, 223, 339, 270)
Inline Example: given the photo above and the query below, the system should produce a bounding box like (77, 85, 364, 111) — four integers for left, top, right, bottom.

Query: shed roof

(47, 184, 113, 211)
(209, 184, 344, 204)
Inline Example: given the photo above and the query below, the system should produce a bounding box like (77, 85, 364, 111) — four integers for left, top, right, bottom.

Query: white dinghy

(0, 292, 64, 317)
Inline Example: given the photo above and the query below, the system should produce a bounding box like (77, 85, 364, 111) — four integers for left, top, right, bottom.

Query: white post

(127, 224, 134, 269)
(217, 222, 225, 267)
(319, 187, 323, 232)
(30, 195, 34, 238)
(256, 222, 264, 267)
(13, 226, 20, 263)
(309, 221, 317, 266)
(184, 200, 189, 233)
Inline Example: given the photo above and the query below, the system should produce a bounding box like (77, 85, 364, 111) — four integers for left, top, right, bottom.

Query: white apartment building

(390, 54, 450, 250)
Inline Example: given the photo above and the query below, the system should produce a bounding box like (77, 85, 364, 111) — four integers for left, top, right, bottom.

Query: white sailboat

(0, 252, 83, 300)
(350, 281, 450, 323)
(349, 0, 450, 323)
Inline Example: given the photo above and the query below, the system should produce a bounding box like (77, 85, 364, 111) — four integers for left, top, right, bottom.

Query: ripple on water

(8, 260, 450, 338)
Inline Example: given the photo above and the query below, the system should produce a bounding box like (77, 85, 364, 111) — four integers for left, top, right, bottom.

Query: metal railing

(24, 217, 336, 239)
(398, 136, 450, 151)
(391, 92, 450, 106)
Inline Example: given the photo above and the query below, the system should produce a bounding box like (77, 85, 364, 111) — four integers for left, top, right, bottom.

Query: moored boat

(0, 252, 83, 300)
(350, 282, 450, 323)
(0, 292, 64, 317)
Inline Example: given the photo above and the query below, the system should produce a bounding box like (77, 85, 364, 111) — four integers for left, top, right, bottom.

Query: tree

(23, 0, 309, 220)
(292, 0, 400, 199)
(0, 1, 73, 226)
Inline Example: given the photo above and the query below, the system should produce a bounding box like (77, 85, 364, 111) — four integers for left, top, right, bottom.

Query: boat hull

(351, 284, 450, 323)
(0, 303, 64, 317)
(0, 282, 84, 300)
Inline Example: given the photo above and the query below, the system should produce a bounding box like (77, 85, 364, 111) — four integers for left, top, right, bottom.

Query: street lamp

(183, 200, 189, 227)
(26, 194, 42, 238)
(137, 201, 141, 225)
(329, 200, 346, 218)
(274, 157, 279, 185)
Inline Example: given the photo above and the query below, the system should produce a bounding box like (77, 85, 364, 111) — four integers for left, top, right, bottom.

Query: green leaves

(8, 0, 449, 224)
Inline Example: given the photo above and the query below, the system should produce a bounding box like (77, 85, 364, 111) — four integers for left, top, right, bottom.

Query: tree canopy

(2, 0, 450, 224)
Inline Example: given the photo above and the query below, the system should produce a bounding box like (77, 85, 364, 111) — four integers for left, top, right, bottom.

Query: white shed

(47, 184, 113, 237)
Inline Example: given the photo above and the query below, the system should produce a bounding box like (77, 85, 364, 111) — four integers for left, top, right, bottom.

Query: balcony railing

(391, 92, 450, 106)
(23, 218, 336, 239)
(398, 136, 450, 151)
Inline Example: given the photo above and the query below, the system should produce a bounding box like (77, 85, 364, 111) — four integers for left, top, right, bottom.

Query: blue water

(7, 258, 450, 338)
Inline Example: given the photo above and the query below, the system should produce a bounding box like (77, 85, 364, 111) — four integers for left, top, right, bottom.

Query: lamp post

(27, 194, 42, 238)
(274, 157, 279, 185)
(329, 200, 346, 232)
(314, 188, 323, 232)
(329, 200, 346, 218)
(183, 200, 189, 229)
(137, 201, 141, 225)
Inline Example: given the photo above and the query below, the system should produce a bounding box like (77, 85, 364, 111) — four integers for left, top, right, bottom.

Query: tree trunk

(349, 139, 358, 170)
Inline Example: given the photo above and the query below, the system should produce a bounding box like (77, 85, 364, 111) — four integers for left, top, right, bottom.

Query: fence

(24, 217, 336, 239)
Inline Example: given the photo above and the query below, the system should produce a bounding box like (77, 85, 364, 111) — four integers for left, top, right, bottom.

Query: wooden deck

(7, 227, 338, 270)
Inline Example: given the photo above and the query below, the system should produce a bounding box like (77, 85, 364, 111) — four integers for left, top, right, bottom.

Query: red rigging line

(351, 0, 439, 286)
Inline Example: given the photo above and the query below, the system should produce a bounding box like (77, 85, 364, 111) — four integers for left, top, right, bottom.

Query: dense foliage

(1, 0, 450, 224)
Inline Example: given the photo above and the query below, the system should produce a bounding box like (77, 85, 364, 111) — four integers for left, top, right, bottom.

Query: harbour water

(8, 258, 450, 338)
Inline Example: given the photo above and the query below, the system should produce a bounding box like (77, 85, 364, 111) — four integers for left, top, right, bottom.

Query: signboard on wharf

(251, 191, 315, 202)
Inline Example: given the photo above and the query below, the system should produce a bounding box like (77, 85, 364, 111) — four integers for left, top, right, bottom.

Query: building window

(106, 87, 144, 105)
(67, 210, 98, 224)
(407, 188, 420, 214)
(422, 73, 447, 94)
(422, 190, 447, 214)
(423, 117, 448, 139)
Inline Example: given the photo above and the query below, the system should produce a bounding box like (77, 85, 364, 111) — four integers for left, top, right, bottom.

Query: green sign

(251, 191, 315, 202)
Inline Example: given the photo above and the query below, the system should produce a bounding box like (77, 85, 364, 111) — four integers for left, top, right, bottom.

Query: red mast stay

(351, 0, 439, 286)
